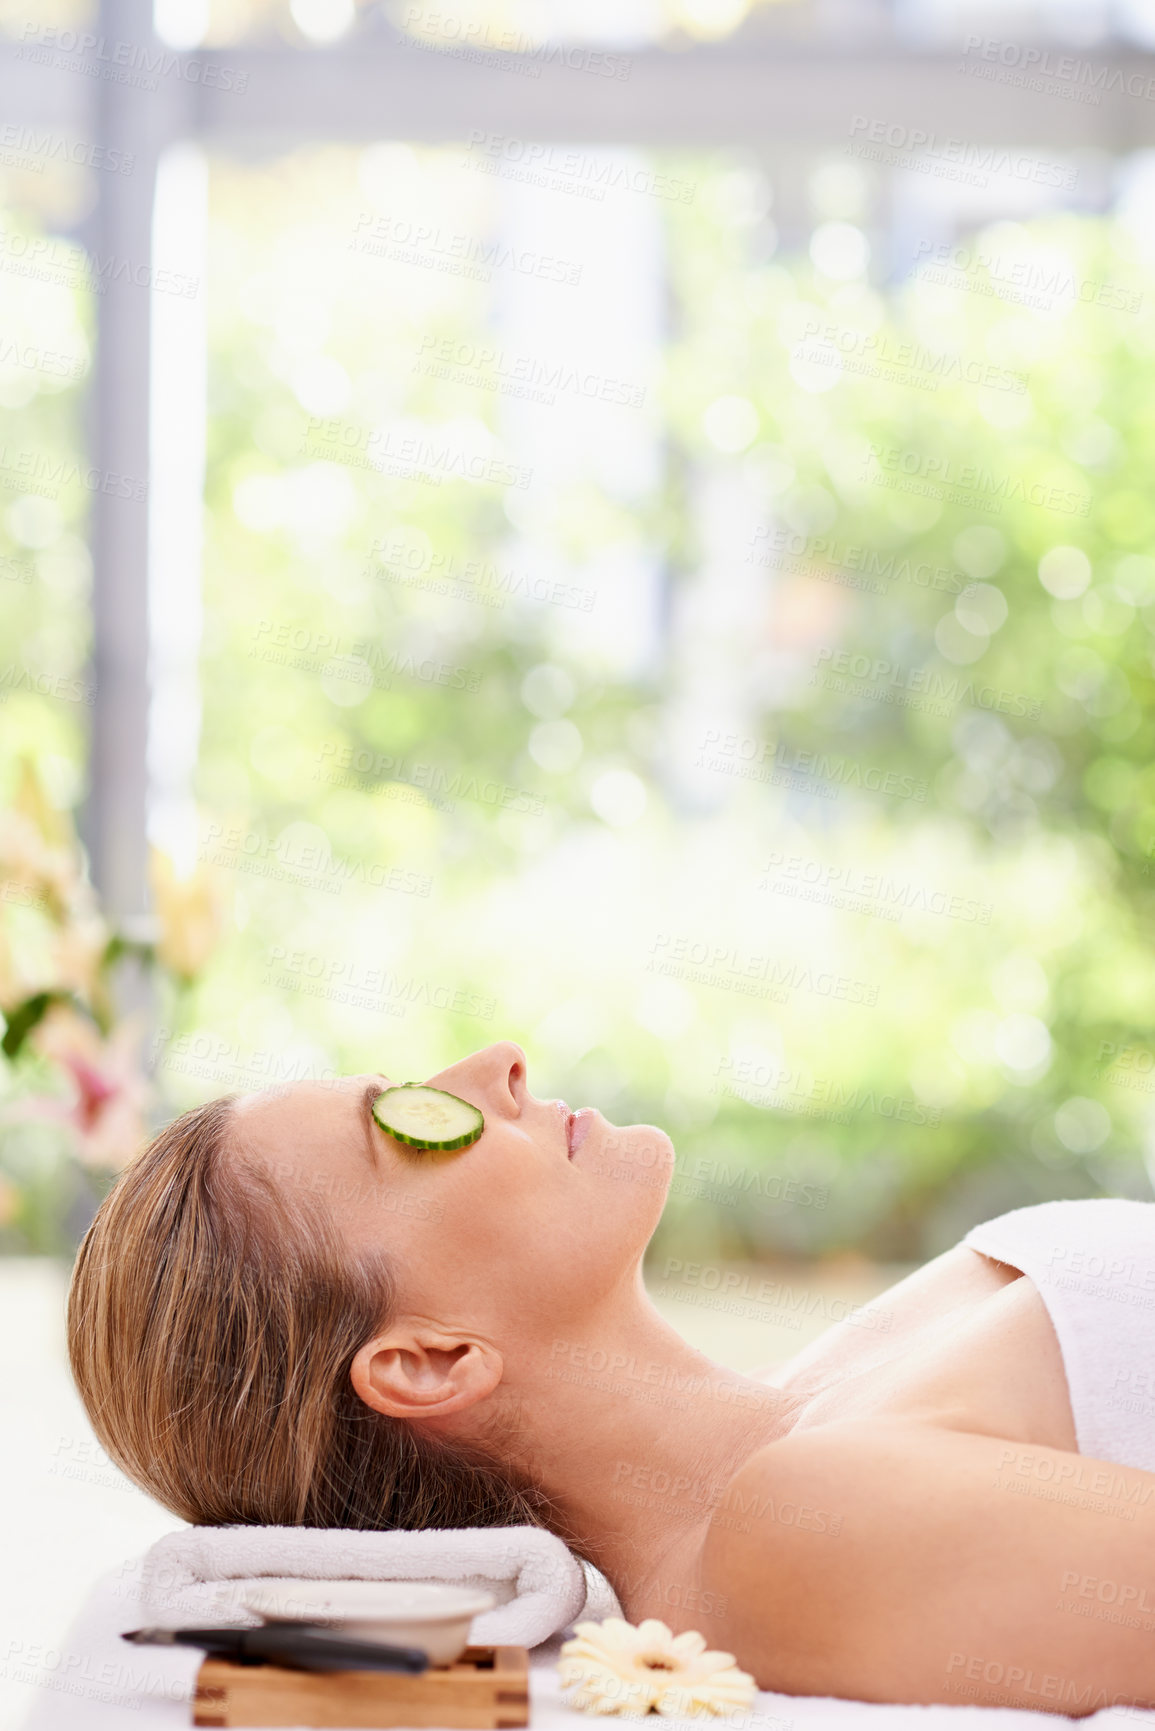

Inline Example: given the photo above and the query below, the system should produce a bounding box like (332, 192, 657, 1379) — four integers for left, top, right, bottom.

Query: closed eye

(359, 1079, 391, 1169)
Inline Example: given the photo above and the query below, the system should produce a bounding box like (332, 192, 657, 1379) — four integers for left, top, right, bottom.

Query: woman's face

(230, 1042, 674, 1351)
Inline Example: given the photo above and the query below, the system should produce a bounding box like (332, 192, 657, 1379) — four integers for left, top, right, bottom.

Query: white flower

(559, 1617, 757, 1718)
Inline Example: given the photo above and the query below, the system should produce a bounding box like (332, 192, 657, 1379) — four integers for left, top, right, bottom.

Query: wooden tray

(192, 1644, 529, 1728)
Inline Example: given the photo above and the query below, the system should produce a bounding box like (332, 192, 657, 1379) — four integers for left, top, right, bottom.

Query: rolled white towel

(139, 1523, 622, 1649)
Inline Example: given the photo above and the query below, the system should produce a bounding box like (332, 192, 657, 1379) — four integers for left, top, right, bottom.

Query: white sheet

(20, 1557, 1154, 1730)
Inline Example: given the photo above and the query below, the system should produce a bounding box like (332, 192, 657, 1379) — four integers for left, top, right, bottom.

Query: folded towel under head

(140, 1523, 623, 1649)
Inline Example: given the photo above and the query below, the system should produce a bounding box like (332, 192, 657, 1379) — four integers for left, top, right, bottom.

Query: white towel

(964, 1198, 1155, 1470)
(139, 1523, 622, 1649)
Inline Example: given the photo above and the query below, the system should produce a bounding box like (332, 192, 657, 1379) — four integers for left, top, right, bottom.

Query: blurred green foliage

(4, 144, 1155, 1261)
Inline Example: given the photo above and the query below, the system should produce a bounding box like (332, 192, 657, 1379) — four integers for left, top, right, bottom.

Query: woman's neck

(500, 1272, 797, 1622)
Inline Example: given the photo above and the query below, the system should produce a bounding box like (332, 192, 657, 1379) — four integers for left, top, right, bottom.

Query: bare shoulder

(754, 1241, 1021, 1390)
(699, 1419, 1155, 1713)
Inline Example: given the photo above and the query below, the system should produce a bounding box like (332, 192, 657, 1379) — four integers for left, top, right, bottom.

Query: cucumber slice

(371, 1085, 484, 1151)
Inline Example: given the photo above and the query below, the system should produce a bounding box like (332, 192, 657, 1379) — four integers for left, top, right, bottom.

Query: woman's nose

(430, 1042, 526, 1114)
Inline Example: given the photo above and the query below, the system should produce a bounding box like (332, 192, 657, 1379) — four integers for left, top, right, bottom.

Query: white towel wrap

(139, 1523, 623, 1649)
(964, 1197, 1155, 1471)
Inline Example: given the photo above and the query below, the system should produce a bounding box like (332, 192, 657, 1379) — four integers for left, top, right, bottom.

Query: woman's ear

(350, 1329, 503, 1421)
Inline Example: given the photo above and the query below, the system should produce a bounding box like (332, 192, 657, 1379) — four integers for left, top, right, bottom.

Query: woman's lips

(566, 1107, 596, 1157)
(554, 1098, 597, 1158)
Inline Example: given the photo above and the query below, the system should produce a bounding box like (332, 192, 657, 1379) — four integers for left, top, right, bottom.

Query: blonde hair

(66, 1097, 560, 1533)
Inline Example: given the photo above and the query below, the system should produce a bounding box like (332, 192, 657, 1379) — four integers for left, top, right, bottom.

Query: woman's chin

(634, 1122, 675, 1171)
(585, 1118, 674, 1184)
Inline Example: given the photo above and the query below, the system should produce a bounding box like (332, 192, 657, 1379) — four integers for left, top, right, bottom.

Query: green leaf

(1, 991, 70, 1060)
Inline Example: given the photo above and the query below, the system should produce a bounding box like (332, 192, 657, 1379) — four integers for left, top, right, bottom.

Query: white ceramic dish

(240, 1581, 497, 1667)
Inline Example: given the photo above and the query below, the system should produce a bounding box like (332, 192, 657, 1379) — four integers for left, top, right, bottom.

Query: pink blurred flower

(22, 1004, 152, 1170)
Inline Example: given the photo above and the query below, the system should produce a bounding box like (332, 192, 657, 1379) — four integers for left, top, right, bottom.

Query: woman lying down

(67, 1042, 1155, 1717)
